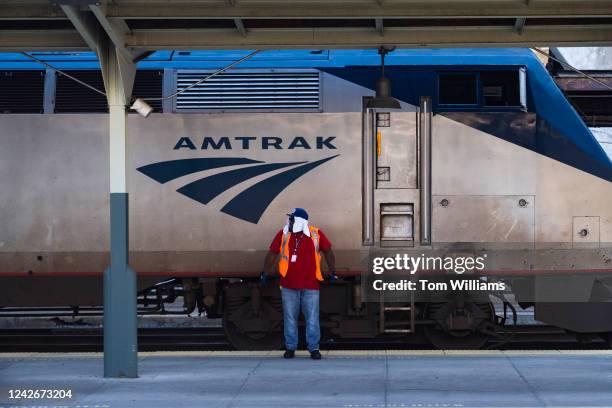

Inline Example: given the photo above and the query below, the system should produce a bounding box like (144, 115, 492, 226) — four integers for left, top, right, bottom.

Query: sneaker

(283, 350, 295, 359)
(310, 350, 322, 360)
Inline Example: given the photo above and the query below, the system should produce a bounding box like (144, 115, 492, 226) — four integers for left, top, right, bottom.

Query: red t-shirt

(269, 228, 332, 290)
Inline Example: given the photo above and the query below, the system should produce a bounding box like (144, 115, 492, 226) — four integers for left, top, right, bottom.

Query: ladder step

(384, 321, 412, 328)
(379, 297, 415, 335)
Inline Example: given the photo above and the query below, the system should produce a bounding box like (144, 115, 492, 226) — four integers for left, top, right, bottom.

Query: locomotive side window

(481, 70, 521, 107)
(437, 69, 527, 110)
(438, 73, 477, 105)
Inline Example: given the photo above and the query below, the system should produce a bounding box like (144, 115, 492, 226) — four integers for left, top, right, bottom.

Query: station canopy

(1, 0, 612, 52)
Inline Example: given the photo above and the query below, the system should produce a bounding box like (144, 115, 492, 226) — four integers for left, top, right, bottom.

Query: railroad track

(0, 326, 609, 352)
(0, 327, 232, 352)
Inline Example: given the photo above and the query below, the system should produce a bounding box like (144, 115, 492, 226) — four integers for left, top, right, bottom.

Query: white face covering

(283, 216, 310, 237)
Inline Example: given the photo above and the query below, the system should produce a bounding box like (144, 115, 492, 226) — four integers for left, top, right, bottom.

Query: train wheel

(423, 301, 494, 349)
(223, 283, 284, 350)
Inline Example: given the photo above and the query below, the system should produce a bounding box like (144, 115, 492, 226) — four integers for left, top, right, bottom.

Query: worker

(260, 208, 337, 360)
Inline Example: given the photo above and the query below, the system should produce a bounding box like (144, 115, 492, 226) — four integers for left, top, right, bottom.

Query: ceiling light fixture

(367, 46, 401, 110)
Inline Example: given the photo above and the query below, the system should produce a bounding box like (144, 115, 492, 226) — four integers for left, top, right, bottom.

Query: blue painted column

(104, 192, 137, 377)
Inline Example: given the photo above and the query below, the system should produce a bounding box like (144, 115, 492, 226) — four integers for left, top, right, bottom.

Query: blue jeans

(280, 287, 320, 352)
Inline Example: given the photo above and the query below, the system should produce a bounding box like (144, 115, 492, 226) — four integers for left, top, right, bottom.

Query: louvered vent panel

(0, 70, 45, 113)
(55, 70, 107, 113)
(175, 70, 320, 111)
(55, 70, 163, 113)
(131, 70, 163, 113)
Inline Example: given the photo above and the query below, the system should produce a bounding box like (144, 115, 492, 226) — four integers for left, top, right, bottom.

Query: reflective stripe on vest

(278, 226, 323, 281)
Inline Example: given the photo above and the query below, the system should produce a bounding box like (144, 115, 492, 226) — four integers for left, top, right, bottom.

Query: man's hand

(260, 251, 278, 287)
(322, 248, 337, 282)
(325, 270, 338, 282)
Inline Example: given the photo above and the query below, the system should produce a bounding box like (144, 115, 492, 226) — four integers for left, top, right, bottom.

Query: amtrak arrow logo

(137, 155, 339, 224)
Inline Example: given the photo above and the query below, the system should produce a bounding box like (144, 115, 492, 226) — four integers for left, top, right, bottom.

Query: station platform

(2, 350, 612, 408)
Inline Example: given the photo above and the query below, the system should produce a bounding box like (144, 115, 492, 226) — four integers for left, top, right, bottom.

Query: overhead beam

(89, 5, 137, 62)
(101, 1, 612, 19)
(124, 25, 612, 50)
(3, 25, 612, 51)
(110, 18, 132, 36)
(3, 25, 612, 52)
(3, 1, 612, 19)
(60, 4, 117, 93)
(0, 4, 65, 19)
(59, 4, 104, 52)
(0, 29, 88, 51)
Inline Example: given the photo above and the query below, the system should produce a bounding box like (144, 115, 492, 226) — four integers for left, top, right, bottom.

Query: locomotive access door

(362, 106, 420, 247)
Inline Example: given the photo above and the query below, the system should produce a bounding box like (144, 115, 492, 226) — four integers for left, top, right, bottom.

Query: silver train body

(1, 49, 611, 348)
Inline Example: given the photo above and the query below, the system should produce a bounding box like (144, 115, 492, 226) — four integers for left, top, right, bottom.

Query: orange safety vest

(278, 226, 323, 281)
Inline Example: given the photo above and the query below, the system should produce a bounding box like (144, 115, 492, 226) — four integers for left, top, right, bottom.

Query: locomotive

(1, 48, 611, 349)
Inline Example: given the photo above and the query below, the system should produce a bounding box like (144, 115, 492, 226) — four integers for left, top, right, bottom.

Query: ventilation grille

(55, 70, 107, 113)
(0, 70, 45, 113)
(132, 70, 163, 113)
(175, 70, 320, 111)
(55, 70, 163, 113)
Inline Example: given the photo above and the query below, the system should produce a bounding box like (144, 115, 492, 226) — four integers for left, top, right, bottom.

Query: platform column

(101, 43, 138, 378)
